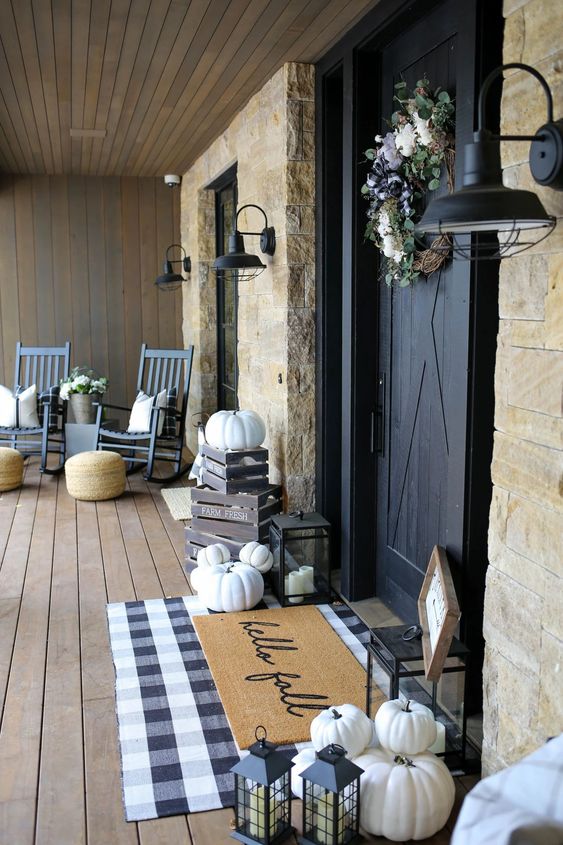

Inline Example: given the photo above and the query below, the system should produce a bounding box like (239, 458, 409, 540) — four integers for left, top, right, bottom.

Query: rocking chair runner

(0, 342, 71, 474)
(95, 344, 194, 483)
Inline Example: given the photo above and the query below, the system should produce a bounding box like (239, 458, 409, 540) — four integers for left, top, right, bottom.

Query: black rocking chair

(0, 341, 71, 474)
(95, 344, 194, 483)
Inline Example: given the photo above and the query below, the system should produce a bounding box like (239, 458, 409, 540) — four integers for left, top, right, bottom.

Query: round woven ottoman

(65, 450, 126, 501)
(0, 447, 24, 492)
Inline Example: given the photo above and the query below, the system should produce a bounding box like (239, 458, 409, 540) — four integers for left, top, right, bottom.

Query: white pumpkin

(290, 748, 317, 799)
(197, 543, 231, 568)
(190, 565, 206, 593)
(205, 409, 266, 451)
(310, 704, 373, 760)
(239, 541, 274, 574)
(356, 748, 455, 841)
(375, 699, 437, 755)
(199, 562, 264, 613)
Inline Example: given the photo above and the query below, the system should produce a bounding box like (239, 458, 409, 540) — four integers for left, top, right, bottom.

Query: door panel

(375, 6, 471, 621)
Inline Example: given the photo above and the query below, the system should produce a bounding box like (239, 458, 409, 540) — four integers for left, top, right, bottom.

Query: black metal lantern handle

(478, 63, 553, 140)
(164, 243, 191, 273)
(255, 725, 268, 745)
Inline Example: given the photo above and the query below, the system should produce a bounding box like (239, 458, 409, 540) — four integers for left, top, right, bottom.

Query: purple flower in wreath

(380, 132, 403, 170)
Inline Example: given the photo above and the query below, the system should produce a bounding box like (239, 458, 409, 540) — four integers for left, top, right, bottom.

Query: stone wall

(482, 0, 563, 774)
(180, 63, 316, 509)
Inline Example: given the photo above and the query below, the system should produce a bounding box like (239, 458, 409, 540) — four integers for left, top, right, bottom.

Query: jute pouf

(65, 450, 126, 501)
(0, 447, 24, 492)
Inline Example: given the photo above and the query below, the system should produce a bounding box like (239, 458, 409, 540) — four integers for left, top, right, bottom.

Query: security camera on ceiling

(164, 174, 181, 188)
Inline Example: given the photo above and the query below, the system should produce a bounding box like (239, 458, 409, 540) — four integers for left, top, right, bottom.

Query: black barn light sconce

(212, 203, 276, 282)
(155, 244, 191, 291)
(416, 63, 563, 259)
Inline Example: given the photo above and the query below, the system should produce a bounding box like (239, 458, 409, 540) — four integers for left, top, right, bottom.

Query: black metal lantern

(269, 511, 332, 607)
(155, 243, 191, 291)
(230, 726, 294, 845)
(298, 744, 363, 845)
(212, 203, 276, 282)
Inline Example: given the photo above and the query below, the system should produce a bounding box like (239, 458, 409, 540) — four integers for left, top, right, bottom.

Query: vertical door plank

(35, 485, 85, 845)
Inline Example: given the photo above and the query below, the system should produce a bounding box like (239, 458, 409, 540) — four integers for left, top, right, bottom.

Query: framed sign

(417, 545, 461, 682)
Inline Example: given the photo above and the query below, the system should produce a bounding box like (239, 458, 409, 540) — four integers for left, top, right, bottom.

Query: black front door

(375, 6, 469, 621)
(316, 0, 501, 705)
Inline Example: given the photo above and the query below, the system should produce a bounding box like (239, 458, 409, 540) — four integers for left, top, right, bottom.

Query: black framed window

(214, 169, 238, 410)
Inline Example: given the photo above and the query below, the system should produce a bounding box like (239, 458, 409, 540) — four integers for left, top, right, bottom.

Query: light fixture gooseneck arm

(234, 203, 270, 236)
(477, 62, 552, 141)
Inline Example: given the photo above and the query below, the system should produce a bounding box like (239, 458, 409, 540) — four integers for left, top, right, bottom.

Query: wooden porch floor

(0, 458, 477, 845)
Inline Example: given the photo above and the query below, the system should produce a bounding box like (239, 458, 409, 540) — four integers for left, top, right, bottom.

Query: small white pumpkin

(355, 747, 455, 841)
(189, 565, 206, 594)
(310, 704, 373, 760)
(290, 748, 317, 799)
(239, 541, 274, 574)
(199, 562, 264, 613)
(197, 543, 231, 568)
(205, 409, 266, 451)
(375, 699, 437, 755)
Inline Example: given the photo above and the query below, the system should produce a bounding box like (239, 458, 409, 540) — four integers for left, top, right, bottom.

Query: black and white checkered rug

(106, 594, 374, 821)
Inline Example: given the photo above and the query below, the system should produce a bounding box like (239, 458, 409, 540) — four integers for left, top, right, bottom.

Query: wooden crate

(201, 444, 270, 493)
(184, 485, 283, 565)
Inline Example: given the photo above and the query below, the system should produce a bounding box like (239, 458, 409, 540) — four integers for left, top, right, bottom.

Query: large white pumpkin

(375, 699, 437, 755)
(310, 704, 373, 760)
(205, 410, 266, 451)
(356, 748, 455, 841)
(290, 748, 317, 799)
(239, 541, 274, 574)
(189, 565, 206, 593)
(199, 562, 264, 612)
(197, 543, 231, 568)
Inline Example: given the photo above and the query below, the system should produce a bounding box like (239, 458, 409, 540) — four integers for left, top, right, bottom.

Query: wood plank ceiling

(0, 0, 380, 176)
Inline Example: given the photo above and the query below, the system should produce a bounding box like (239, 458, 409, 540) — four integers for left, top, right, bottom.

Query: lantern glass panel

(303, 780, 357, 845)
(234, 772, 291, 844)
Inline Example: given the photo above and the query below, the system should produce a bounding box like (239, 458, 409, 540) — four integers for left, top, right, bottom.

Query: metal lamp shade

(155, 271, 184, 291)
(213, 231, 266, 281)
(416, 131, 555, 258)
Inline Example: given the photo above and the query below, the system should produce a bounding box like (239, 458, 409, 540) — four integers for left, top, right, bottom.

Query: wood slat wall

(0, 175, 182, 406)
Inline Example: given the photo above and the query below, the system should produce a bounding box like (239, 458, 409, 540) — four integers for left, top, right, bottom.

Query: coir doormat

(193, 605, 370, 749)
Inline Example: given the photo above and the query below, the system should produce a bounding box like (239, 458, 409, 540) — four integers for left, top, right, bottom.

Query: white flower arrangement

(60, 367, 109, 400)
(362, 79, 455, 286)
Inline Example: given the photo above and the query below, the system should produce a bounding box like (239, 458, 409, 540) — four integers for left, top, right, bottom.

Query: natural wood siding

(0, 175, 182, 405)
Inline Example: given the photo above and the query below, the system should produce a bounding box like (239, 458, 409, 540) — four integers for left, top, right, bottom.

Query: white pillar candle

(288, 570, 305, 603)
(428, 720, 446, 755)
(249, 785, 278, 838)
(299, 565, 315, 593)
(315, 792, 345, 845)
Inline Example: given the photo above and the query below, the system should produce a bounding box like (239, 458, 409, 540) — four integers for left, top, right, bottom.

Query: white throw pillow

(127, 389, 167, 434)
(0, 384, 40, 428)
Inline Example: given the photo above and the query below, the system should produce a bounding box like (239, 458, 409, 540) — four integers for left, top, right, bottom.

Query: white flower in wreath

(413, 113, 433, 147)
(393, 249, 405, 264)
(395, 122, 416, 157)
(377, 209, 392, 238)
(382, 234, 401, 258)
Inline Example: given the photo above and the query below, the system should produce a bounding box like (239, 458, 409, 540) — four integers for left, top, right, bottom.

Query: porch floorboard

(0, 458, 477, 844)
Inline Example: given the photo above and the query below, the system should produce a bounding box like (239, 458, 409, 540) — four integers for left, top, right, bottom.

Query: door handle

(376, 373, 385, 456)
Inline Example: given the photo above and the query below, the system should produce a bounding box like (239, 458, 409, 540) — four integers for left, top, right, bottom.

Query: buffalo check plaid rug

(106, 593, 377, 822)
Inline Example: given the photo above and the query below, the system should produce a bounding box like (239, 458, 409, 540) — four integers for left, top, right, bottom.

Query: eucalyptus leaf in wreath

(362, 79, 455, 286)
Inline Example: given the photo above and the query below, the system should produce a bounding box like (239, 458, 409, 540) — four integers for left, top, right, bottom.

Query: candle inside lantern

(288, 570, 305, 603)
(315, 791, 345, 845)
(299, 565, 315, 593)
(249, 784, 278, 838)
(428, 720, 446, 755)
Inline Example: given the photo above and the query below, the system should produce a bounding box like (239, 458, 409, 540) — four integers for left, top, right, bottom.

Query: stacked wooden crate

(185, 444, 282, 565)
